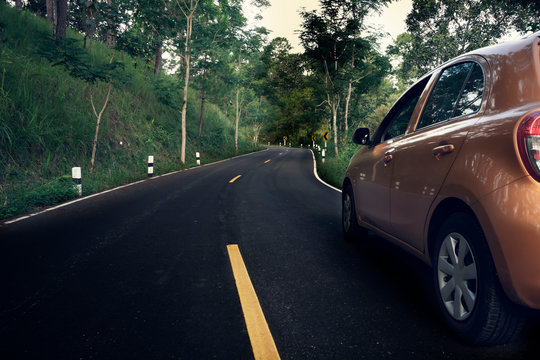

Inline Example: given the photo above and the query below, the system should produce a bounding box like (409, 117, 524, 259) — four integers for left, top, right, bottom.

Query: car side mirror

(353, 128, 370, 145)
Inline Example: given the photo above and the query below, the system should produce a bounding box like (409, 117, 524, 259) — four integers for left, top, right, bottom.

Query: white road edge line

(310, 149, 342, 193)
(3, 149, 269, 225)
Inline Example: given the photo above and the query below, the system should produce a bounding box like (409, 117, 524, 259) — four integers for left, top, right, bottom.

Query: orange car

(342, 31, 540, 345)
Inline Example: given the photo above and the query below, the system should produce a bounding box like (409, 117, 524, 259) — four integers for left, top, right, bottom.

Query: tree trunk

(55, 0, 68, 40)
(46, 0, 55, 24)
(332, 95, 340, 156)
(154, 44, 163, 75)
(89, 83, 113, 174)
(253, 124, 262, 145)
(180, 15, 193, 164)
(235, 88, 240, 153)
(344, 80, 352, 143)
(343, 47, 355, 144)
(198, 89, 206, 140)
(89, 53, 115, 174)
(84, 7, 95, 50)
(106, 0, 114, 47)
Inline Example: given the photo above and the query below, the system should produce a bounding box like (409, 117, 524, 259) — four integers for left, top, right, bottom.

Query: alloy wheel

(437, 232, 478, 321)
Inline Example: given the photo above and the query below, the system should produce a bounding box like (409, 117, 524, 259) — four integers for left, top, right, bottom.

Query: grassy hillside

(0, 4, 258, 220)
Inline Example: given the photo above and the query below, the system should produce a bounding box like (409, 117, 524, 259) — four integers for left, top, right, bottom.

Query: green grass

(0, 4, 260, 220)
(313, 142, 359, 189)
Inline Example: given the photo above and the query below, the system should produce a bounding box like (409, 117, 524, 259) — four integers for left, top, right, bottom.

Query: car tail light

(517, 111, 540, 182)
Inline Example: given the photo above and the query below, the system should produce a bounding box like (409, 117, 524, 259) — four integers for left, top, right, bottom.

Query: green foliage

(298, 0, 393, 153)
(389, 0, 540, 84)
(38, 36, 127, 84)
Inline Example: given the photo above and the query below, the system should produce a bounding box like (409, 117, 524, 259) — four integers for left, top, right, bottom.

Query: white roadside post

(72, 167, 82, 196)
(196, 152, 201, 165)
(322, 149, 326, 163)
(148, 156, 154, 177)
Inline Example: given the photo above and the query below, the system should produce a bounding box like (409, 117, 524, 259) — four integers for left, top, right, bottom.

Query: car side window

(417, 62, 485, 130)
(374, 77, 429, 144)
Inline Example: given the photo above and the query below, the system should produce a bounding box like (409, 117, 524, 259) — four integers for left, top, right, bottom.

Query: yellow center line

(264, 160, 271, 164)
(227, 245, 281, 360)
(229, 175, 242, 183)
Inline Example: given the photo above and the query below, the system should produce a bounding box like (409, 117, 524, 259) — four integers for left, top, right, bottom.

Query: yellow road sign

(323, 132, 329, 141)
(283, 136, 287, 142)
(312, 135, 316, 141)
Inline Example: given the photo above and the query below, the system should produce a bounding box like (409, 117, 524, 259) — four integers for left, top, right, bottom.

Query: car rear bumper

(475, 176, 540, 309)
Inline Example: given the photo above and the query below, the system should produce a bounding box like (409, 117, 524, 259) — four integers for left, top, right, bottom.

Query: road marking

(227, 245, 281, 360)
(264, 160, 271, 164)
(229, 175, 242, 183)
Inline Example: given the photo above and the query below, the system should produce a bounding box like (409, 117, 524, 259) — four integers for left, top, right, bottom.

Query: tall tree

(174, 0, 200, 164)
(231, 27, 266, 152)
(340, 0, 390, 140)
(256, 37, 321, 144)
(190, 0, 246, 140)
(300, 0, 389, 155)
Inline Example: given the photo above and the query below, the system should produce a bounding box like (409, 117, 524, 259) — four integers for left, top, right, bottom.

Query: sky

(243, 0, 414, 53)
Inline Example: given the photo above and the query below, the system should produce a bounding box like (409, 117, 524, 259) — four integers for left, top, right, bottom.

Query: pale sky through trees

(243, 0, 414, 53)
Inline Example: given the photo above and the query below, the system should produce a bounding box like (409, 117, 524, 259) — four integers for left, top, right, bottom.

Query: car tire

(342, 185, 366, 242)
(432, 212, 524, 345)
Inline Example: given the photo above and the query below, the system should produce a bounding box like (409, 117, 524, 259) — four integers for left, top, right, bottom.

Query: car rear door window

(417, 62, 484, 130)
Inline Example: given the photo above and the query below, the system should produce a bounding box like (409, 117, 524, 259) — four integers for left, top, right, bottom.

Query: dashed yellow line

(227, 245, 281, 360)
(264, 160, 271, 164)
(229, 175, 242, 183)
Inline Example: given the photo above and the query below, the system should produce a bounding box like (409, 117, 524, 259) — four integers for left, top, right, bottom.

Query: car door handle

(384, 152, 393, 165)
(432, 144, 455, 159)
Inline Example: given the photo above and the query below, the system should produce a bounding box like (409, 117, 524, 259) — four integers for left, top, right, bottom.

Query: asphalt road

(1, 146, 538, 359)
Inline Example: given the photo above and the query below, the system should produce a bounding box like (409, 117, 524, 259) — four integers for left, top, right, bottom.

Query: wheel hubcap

(437, 232, 478, 321)
(343, 194, 352, 232)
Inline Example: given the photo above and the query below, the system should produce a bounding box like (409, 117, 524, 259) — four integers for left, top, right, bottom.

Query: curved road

(0, 147, 538, 359)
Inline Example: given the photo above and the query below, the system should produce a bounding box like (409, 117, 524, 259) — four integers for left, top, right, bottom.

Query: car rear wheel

(432, 212, 523, 345)
(342, 185, 366, 242)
